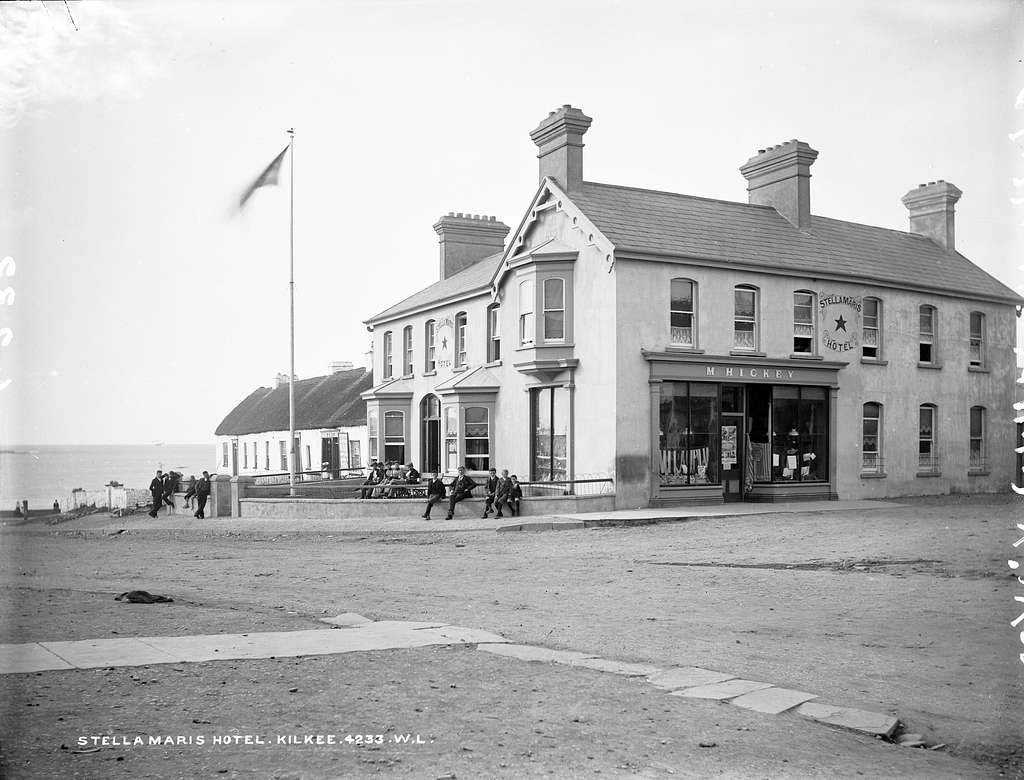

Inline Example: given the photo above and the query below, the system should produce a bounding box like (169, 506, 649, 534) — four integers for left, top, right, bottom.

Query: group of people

(422, 466, 523, 521)
(148, 469, 211, 519)
(357, 460, 421, 498)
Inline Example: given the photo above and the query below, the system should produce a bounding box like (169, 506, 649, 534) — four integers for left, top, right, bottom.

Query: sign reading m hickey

(819, 293, 862, 353)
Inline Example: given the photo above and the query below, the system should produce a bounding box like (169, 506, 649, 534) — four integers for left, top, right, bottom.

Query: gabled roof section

(571, 181, 1020, 303)
(433, 365, 502, 393)
(215, 368, 373, 436)
(365, 252, 504, 326)
(361, 376, 416, 399)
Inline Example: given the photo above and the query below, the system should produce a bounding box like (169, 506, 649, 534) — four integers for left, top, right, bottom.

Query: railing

(860, 455, 885, 474)
(517, 476, 614, 498)
(252, 468, 365, 486)
(968, 455, 988, 472)
(917, 454, 940, 474)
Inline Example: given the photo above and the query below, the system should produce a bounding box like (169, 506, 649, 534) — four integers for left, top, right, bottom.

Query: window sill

(401, 374, 414, 380)
(968, 469, 990, 476)
(860, 471, 887, 479)
(729, 350, 767, 358)
(485, 360, 502, 368)
(423, 370, 437, 377)
(968, 365, 989, 373)
(861, 357, 888, 366)
(917, 362, 942, 370)
(915, 471, 942, 478)
(789, 353, 824, 361)
(452, 366, 468, 373)
(667, 345, 704, 354)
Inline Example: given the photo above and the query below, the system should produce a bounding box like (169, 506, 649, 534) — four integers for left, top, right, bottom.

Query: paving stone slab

(477, 643, 597, 665)
(319, 612, 373, 627)
(354, 620, 448, 631)
(647, 667, 735, 691)
(495, 522, 553, 532)
(0, 643, 75, 674)
(797, 702, 899, 738)
(572, 658, 663, 677)
(40, 638, 179, 669)
(421, 626, 509, 645)
(730, 687, 817, 714)
(673, 678, 774, 700)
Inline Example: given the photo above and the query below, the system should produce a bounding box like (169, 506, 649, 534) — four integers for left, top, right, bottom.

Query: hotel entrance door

(720, 385, 744, 501)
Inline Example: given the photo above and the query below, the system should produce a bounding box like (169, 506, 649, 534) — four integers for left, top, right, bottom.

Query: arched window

(519, 279, 535, 345)
(464, 406, 490, 471)
(862, 297, 882, 359)
(455, 312, 467, 367)
(487, 303, 501, 362)
(424, 319, 436, 372)
(733, 285, 759, 351)
(670, 279, 695, 347)
(382, 331, 393, 379)
(543, 278, 565, 341)
(862, 402, 883, 472)
(383, 411, 405, 465)
(969, 406, 986, 471)
(969, 312, 985, 368)
(919, 305, 937, 364)
(402, 325, 413, 376)
(793, 290, 816, 354)
(919, 403, 938, 473)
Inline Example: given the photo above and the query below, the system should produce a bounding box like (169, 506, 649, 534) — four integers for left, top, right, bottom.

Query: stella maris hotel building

(362, 106, 1020, 508)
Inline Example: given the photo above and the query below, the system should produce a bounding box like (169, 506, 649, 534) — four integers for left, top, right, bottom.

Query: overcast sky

(1, 0, 1021, 445)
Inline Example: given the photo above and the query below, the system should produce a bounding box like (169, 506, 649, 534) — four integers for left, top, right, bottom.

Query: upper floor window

(733, 285, 759, 351)
(793, 291, 815, 354)
(919, 403, 938, 473)
(919, 305, 937, 364)
(487, 304, 501, 362)
(424, 320, 436, 373)
(519, 279, 535, 345)
(382, 331, 393, 379)
(402, 326, 413, 376)
(862, 402, 883, 472)
(863, 297, 881, 359)
(670, 279, 695, 347)
(543, 278, 565, 341)
(455, 311, 467, 368)
(969, 405, 986, 471)
(969, 312, 985, 368)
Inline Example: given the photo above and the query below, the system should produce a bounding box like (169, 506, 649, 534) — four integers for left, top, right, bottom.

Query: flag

(238, 145, 289, 209)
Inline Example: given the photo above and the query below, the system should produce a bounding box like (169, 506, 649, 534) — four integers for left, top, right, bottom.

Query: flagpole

(288, 128, 296, 497)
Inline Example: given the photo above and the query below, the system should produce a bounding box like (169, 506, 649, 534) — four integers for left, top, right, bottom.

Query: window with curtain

(793, 291, 815, 354)
(424, 319, 436, 372)
(543, 278, 565, 341)
(367, 408, 378, 461)
(464, 407, 490, 471)
(383, 331, 393, 379)
(444, 406, 459, 471)
(531, 387, 570, 481)
(969, 312, 984, 368)
(734, 286, 758, 351)
(919, 404, 938, 472)
(519, 279, 535, 345)
(919, 305, 936, 364)
(222, 442, 229, 467)
(658, 382, 719, 486)
(862, 402, 882, 472)
(670, 279, 695, 347)
(455, 312, 467, 368)
(969, 406, 986, 470)
(862, 297, 881, 359)
(487, 304, 501, 362)
(383, 411, 405, 464)
(402, 325, 413, 376)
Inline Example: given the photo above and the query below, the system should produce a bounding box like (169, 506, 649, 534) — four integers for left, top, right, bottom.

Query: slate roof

(365, 252, 504, 324)
(215, 368, 373, 436)
(572, 181, 1020, 303)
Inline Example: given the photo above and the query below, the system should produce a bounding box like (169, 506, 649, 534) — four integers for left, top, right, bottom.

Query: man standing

(194, 470, 211, 519)
(148, 470, 164, 518)
(481, 468, 499, 518)
(421, 472, 447, 520)
(445, 466, 477, 520)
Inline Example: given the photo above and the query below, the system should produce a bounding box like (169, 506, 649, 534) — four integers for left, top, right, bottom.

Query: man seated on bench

(358, 460, 385, 498)
(444, 465, 477, 520)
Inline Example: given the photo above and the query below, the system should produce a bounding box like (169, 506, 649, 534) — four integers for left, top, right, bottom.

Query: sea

(0, 444, 216, 511)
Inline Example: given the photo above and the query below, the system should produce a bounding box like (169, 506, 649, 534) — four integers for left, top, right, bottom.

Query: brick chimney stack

(433, 213, 510, 281)
(740, 140, 819, 229)
(901, 180, 962, 251)
(529, 105, 593, 193)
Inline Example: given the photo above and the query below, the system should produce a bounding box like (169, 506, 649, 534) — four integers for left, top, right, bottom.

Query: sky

(1, 0, 1021, 445)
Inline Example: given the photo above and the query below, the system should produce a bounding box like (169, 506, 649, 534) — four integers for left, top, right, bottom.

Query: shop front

(643, 352, 845, 505)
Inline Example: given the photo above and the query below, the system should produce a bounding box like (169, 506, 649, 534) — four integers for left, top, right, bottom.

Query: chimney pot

(529, 105, 593, 193)
(739, 140, 819, 229)
(901, 180, 962, 251)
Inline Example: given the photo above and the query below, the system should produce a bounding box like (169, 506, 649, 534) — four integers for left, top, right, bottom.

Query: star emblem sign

(834, 315, 848, 332)
(441, 337, 448, 349)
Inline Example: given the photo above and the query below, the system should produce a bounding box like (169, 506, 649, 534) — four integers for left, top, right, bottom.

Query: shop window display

(659, 382, 720, 486)
(771, 386, 827, 481)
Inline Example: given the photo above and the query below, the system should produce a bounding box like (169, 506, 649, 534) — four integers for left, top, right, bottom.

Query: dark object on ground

(114, 590, 174, 604)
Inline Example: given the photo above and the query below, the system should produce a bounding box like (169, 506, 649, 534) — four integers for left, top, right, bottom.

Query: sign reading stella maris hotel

(819, 292, 861, 353)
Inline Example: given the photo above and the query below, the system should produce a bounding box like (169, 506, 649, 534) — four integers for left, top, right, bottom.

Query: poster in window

(721, 425, 737, 468)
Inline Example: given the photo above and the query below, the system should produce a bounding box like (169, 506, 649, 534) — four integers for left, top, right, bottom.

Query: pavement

(11, 498, 906, 535)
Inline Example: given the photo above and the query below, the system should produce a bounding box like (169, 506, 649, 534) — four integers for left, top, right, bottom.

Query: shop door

(420, 395, 441, 474)
(321, 437, 340, 478)
(720, 385, 744, 502)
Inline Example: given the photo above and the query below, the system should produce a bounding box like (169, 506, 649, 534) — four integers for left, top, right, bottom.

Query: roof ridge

(582, 180, 776, 210)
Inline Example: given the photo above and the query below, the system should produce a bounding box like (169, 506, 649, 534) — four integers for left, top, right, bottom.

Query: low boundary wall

(239, 494, 616, 520)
